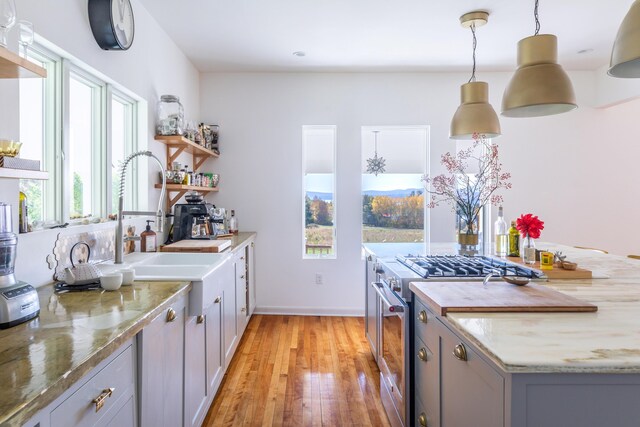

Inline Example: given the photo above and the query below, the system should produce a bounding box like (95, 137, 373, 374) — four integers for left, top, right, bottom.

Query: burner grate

(396, 255, 544, 279)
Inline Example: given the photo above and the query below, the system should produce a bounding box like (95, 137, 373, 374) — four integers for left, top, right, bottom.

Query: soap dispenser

(141, 220, 157, 252)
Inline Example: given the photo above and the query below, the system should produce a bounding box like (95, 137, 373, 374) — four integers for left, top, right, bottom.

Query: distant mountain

(306, 191, 333, 201)
(363, 188, 423, 198)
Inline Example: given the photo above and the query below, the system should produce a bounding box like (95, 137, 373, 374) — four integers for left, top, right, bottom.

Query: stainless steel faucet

(115, 150, 166, 264)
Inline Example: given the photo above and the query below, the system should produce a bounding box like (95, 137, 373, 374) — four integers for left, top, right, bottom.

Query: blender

(0, 202, 39, 329)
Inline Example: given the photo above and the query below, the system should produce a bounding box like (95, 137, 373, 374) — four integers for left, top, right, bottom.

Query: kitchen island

(409, 245, 640, 427)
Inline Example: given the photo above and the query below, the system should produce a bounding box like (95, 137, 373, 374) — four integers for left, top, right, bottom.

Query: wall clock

(88, 0, 135, 50)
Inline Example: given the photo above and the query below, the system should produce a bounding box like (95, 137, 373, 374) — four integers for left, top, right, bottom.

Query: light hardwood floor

(203, 315, 391, 427)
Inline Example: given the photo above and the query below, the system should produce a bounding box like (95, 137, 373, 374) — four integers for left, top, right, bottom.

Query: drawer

(414, 335, 440, 427)
(414, 299, 438, 350)
(414, 392, 430, 427)
(51, 344, 135, 427)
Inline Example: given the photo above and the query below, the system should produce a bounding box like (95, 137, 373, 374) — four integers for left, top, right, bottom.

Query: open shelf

(155, 135, 219, 171)
(0, 46, 47, 79)
(155, 184, 219, 210)
(0, 168, 48, 180)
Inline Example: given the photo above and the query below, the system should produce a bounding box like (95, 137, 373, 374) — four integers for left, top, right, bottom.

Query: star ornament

(366, 153, 386, 176)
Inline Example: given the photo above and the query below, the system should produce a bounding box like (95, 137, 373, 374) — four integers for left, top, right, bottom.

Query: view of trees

(363, 191, 424, 229)
(305, 195, 333, 226)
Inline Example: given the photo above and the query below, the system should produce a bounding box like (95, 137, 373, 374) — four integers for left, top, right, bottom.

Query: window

(361, 126, 429, 244)
(18, 42, 142, 227)
(303, 125, 336, 258)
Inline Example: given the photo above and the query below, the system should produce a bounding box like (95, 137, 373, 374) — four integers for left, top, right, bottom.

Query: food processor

(0, 202, 39, 329)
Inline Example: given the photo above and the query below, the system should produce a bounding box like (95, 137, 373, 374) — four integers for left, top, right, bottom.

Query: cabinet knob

(197, 315, 205, 324)
(251, 242, 254, 248)
(241, 307, 246, 313)
(240, 256, 245, 260)
(418, 310, 428, 324)
(214, 296, 222, 304)
(418, 412, 428, 427)
(92, 387, 115, 412)
(418, 347, 428, 362)
(240, 274, 245, 279)
(453, 343, 468, 361)
(367, 255, 373, 261)
(166, 308, 177, 322)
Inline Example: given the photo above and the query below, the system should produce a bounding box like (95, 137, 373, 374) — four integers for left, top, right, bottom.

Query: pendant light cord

(468, 24, 477, 83)
(534, 0, 540, 35)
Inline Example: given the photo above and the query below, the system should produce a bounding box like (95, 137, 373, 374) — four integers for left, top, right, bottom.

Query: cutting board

(160, 239, 231, 253)
(410, 281, 597, 316)
(506, 256, 593, 279)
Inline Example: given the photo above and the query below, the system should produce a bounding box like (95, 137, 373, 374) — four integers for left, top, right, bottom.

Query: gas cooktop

(395, 255, 545, 279)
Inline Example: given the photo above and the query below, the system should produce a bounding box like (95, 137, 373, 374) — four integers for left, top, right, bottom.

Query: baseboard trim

(254, 306, 364, 317)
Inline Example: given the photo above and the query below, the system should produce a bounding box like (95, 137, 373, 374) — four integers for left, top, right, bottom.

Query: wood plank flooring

(203, 315, 391, 427)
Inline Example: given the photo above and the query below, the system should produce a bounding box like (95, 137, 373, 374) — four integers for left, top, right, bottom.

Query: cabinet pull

(92, 387, 115, 412)
(418, 348, 428, 362)
(240, 274, 245, 279)
(197, 315, 205, 324)
(418, 310, 428, 323)
(453, 343, 468, 361)
(241, 307, 246, 313)
(418, 412, 428, 427)
(251, 242, 254, 248)
(166, 308, 177, 322)
(214, 296, 222, 304)
(367, 255, 372, 261)
(240, 256, 245, 260)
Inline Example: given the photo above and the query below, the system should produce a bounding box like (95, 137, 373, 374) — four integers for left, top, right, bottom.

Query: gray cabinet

(184, 314, 208, 427)
(138, 297, 186, 427)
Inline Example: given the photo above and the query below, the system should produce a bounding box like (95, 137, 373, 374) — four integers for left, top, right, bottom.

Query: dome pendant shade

(502, 34, 577, 118)
(450, 81, 501, 139)
(609, 0, 640, 78)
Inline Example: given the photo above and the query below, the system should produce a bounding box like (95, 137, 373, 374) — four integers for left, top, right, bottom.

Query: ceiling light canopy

(450, 11, 501, 140)
(609, 0, 640, 78)
(501, 0, 577, 118)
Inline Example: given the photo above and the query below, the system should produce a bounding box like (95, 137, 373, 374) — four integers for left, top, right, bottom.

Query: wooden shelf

(0, 168, 48, 180)
(0, 46, 47, 79)
(155, 184, 219, 209)
(155, 135, 219, 171)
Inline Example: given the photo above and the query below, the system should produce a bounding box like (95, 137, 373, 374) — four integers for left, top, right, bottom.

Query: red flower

(516, 213, 545, 239)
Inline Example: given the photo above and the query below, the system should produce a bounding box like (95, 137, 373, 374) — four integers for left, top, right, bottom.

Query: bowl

(0, 140, 22, 157)
(100, 273, 123, 291)
(118, 268, 135, 285)
(561, 261, 578, 270)
(502, 276, 530, 286)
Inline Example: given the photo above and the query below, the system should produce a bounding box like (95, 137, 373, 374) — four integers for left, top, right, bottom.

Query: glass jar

(521, 234, 536, 264)
(456, 209, 482, 256)
(156, 95, 184, 136)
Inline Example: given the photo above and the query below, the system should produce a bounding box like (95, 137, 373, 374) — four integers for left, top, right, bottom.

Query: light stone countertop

(0, 280, 191, 427)
(411, 244, 640, 374)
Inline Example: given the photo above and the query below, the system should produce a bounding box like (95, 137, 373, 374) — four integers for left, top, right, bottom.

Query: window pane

(69, 76, 95, 219)
(303, 126, 336, 258)
(19, 56, 45, 223)
(111, 97, 129, 214)
(361, 128, 428, 244)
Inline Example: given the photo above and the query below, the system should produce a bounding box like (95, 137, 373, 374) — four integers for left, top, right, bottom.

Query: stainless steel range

(367, 253, 543, 427)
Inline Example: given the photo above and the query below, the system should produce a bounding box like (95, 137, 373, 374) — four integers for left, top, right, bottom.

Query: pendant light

(609, 0, 640, 78)
(450, 11, 501, 140)
(366, 131, 386, 176)
(501, 0, 577, 118)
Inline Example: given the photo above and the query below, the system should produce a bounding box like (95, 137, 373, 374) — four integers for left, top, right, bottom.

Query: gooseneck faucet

(115, 150, 167, 264)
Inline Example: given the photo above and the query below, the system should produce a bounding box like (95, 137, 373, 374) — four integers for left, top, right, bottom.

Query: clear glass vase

(521, 234, 536, 264)
(456, 209, 482, 256)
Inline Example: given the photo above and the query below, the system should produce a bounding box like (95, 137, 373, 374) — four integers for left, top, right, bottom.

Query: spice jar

(156, 95, 184, 136)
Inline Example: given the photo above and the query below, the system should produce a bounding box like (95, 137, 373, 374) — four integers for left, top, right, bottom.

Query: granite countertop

(409, 244, 640, 374)
(0, 280, 191, 427)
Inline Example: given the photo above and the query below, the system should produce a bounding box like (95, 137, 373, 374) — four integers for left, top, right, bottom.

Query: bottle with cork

(229, 210, 238, 234)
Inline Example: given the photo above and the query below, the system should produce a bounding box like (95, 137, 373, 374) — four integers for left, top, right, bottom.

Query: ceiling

(138, 0, 632, 73)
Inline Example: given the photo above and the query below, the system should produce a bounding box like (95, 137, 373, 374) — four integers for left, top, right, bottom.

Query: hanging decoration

(366, 131, 386, 176)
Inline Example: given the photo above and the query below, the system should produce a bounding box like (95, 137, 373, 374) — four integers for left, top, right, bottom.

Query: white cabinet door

(235, 249, 248, 336)
(222, 261, 238, 369)
(206, 295, 224, 397)
(138, 297, 186, 427)
(184, 314, 208, 427)
(248, 240, 256, 315)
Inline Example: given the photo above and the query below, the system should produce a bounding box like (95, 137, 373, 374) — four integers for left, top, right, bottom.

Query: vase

(456, 210, 482, 256)
(521, 234, 536, 264)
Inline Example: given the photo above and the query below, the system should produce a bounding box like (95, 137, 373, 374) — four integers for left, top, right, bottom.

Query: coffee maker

(0, 202, 39, 329)
(172, 202, 217, 242)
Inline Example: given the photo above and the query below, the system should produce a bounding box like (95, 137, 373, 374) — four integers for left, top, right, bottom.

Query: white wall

(200, 70, 640, 315)
(0, 0, 200, 287)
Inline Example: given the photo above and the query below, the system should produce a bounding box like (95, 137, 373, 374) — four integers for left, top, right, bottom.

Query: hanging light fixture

(609, 0, 640, 78)
(501, 0, 577, 117)
(366, 131, 386, 176)
(450, 11, 501, 140)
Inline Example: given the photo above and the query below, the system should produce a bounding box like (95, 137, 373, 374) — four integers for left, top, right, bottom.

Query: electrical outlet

(315, 273, 323, 285)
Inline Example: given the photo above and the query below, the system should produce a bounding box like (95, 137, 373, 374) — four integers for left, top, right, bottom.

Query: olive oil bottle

(508, 221, 520, 257)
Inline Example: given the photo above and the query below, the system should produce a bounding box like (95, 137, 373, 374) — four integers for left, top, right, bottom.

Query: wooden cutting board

(160, 239, 231, 253)
(410, 281, 597, 316)
(506, 256, 592, 279)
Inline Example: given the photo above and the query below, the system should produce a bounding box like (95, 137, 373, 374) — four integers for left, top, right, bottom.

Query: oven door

(372, 281, 409, 426)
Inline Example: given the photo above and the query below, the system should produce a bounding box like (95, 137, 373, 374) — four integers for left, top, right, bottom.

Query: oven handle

(371, 282, 405, 313)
